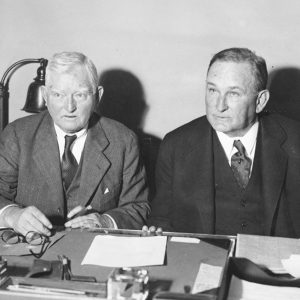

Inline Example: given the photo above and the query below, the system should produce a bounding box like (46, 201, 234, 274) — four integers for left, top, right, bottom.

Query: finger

(142, 225, 149, 231)
(156, 227, 163, 235)
(21, 207, 52, 236)
(65, 214, 101, 229)
(30, 207, 52, 229)
(141, 226, 156, 236)
(67, 206, 85, 219)
(29, 208, 52, 235)
(26, 216, 52, 236)
(13, 208, 50, 236)
(65, 215, 92, 228)
(66, 219, 93, 229)
(149, 226, 157, 232)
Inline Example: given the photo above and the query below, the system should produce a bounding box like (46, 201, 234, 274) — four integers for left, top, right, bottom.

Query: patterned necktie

(231, 140, 252, 189)
(61, 135, 78, 191)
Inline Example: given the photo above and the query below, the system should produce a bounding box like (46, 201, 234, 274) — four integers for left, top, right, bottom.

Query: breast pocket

(92, 182, 122, 213)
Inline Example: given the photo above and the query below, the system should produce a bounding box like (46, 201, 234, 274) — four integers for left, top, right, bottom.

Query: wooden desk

(0, 230, 235, 300)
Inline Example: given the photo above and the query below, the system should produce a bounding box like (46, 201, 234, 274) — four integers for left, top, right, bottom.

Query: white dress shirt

(54, 123, 87, 164)
(216, 120, 259, 176)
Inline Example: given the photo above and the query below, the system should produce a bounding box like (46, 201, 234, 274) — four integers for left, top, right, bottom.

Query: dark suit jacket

(149, 113, 300, 237)
(0, 111, 150, 229)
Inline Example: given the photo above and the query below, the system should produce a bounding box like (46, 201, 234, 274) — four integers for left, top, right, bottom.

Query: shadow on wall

(265, 68, 300, 122)
(97, 69, 162, 201)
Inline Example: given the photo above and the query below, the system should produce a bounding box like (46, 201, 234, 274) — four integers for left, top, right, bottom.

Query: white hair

(46, 52, 99, 92)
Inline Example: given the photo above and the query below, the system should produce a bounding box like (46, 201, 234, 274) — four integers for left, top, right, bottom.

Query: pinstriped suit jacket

(0, 111, 150, 229)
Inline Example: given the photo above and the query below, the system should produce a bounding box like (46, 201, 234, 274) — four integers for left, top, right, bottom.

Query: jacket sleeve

(105, 133, 150, 229)
(147, 134, 174, 231)
(0, 124, 20, 208)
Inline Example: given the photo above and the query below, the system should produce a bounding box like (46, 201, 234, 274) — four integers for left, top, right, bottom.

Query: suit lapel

(33, 113, 65, 203)
(77, 117, 111, 206)
(185, 118, 215, 233)
(258, 116, 288, 235)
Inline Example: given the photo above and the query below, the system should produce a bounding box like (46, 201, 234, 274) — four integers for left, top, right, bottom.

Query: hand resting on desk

(65, 205, 114, 229)
(142, 225, 163, 236)
(1, 205, 53, 236)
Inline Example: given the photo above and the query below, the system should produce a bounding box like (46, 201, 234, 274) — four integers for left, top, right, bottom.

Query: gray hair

(46, 52, 98, 92)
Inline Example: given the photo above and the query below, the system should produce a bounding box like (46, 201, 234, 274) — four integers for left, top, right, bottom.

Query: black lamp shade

(22, 64, 47, 113)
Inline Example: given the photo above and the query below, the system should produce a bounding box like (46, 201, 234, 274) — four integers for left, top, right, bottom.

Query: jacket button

(241, 222, 247, 229)
(57, 208, 61, 214)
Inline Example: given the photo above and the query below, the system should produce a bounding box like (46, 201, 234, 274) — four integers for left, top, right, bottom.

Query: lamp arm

(0, 58, 46, 87)
(0, 58, 47, 132)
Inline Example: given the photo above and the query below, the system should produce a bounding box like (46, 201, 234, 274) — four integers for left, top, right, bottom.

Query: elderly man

(0, 51, 150, 237)
(148, 47, 300, 238)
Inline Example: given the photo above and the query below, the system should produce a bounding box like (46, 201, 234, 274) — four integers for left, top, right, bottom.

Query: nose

(216, 94, 228, 112)
(64, 94, 77, 112)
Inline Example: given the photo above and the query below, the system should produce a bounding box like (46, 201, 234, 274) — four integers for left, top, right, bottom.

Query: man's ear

(41, 86, 48, 106)
(96, 86, 104, 104)
(256, 89, 270, 114)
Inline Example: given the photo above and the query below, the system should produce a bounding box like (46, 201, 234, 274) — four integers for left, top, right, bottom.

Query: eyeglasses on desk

(0, 229, 50, 258)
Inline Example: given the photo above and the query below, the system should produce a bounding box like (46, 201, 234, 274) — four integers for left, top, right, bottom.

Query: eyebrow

(48, 87, 91, 92)
(206, 81, 216, 86)
(206, 82, 245, 92)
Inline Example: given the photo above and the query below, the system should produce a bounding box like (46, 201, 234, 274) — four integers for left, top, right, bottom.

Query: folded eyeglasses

(1, 229, 50, 258)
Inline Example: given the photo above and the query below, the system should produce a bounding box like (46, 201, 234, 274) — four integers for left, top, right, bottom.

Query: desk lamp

(0, 58, 48, 132)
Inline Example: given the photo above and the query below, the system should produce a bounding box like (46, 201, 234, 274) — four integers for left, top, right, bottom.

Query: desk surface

(1, 230, 234, 300)
(227, 234, 300, 300)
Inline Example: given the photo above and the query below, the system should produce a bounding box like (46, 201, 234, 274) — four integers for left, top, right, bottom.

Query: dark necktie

(61, 135, 78, 191)
(231, 140, 252, 189)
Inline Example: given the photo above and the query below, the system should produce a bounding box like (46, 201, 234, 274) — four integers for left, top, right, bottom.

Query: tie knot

(233, 139, 246, 155)
(64, 135, 77, 150)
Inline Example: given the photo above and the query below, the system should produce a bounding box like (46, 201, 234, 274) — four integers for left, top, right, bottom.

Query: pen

(67, 205, 92, 220)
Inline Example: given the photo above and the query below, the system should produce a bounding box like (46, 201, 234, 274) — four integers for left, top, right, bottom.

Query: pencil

(67, 205, 92, 220)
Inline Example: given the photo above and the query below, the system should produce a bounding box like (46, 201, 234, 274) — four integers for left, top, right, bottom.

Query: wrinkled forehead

(207, 61, 256, 90)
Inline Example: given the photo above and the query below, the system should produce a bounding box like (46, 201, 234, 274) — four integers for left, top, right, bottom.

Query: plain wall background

(1, 0, 300, 139)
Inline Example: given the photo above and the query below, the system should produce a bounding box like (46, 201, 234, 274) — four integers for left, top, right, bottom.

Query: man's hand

(2, 206, 53, 236)
(65, 206, 114, 229)
(142, 225, 163, 236)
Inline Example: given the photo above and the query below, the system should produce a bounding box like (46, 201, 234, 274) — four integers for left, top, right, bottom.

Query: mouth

(213, 114, 230, 119)
(63, 115, 77, 119)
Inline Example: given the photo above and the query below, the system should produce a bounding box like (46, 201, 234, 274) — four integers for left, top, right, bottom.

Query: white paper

(281, 255, 300, 277)
(228, 275, 300, 300)
(170, 237, 200, 244)
(192, 263, 223, 294)
(81, 235, 167, 267)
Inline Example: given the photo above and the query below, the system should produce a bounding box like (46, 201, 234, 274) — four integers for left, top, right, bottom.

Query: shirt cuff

(0, 204, 19, 228)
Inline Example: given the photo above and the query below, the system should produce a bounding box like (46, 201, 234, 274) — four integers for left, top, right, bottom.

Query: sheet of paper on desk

(81, 235, 167, 267)
(228, 234, 300, 300)
(236, 234, 300, 273)
(228, 275, 300, 300)
(281, 255, 300, 277)
(170, 237, 200, 243)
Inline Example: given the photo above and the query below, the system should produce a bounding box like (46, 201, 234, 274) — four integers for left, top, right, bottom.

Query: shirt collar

(216, 120, 259, 159)
(53, 123, 88, 140)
